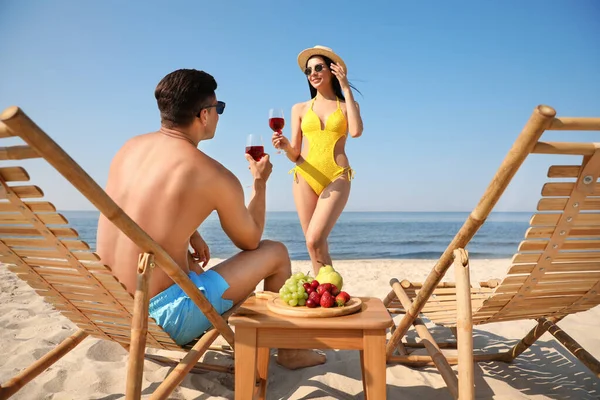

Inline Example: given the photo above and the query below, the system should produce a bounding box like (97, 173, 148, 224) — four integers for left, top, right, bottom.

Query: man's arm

(212, 155, 272, 251)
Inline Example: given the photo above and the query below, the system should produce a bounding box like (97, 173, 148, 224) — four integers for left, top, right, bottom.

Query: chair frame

(0, 106, 241, 400)
(382, 105, 600, 399)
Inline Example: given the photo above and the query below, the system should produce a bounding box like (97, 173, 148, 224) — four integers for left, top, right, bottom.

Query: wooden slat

(73, 306, 125, 318)
(508, 262, 600, 274)
(0, 145, 39, 160)
(35, 266, 81, 278)
(513, 252, 600, 264)
(485, 293, 585, 306)
(10, 248, 100, 261)
(547, 165, 581, 178)
(19, 257, 109, 270)
(45, 294, 130, 312)
(519, 239, 600, 252)
(57, 291, 109, 302)
(0, 226, 77, 237)
(1, 237, 90, 250)
(530, 213, 600, 226)
(501, 297, 579, 309)
(9, 185, 44, 198)
(44, 278, 127, 293)
(495, 281, 594, 294)
(29, 273, 90, 286)
(525, 226, 600, 239)
(0, 167, 29, 182)
(0, 212, 68, 225)
(537, 198, 600, 211)
(533, 142, 597, 156)
(542, 183, 600, 197)
(502, 272, 600, 286)
(70, 300, 126, 313)
(492, 309, 566, 321)
(548, 117, 600, 131)
(0, 201, 56, 212)
(93, 321, 170, 339)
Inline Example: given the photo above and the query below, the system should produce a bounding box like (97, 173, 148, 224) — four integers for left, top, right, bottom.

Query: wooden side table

(229, 296, 393, 400)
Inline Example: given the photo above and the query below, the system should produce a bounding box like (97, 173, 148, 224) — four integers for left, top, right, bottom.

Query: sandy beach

(1, 258, 599, 399)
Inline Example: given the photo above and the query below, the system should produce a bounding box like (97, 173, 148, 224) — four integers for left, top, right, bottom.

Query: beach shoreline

(1, 258, 598, 399)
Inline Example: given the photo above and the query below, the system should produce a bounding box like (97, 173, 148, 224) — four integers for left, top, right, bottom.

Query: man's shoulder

(181, 151, 238, 187)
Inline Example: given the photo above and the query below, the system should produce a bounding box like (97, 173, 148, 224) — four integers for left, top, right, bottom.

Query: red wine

(245, 145, 264, 161)
(269, 117, 285, 132)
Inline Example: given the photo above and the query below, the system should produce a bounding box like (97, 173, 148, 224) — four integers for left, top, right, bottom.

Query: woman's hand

(330, 63, 349, 90)
(272, 132, 291, 152)
(190, 232, 210, 269)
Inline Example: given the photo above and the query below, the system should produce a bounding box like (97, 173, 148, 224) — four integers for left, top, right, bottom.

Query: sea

(61, 211, 531, 261)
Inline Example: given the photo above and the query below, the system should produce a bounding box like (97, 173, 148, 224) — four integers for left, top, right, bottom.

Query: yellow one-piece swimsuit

(290, 97, 354, 196)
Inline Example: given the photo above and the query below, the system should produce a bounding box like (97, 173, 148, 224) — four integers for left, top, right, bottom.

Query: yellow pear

(315, 264, 343, 291)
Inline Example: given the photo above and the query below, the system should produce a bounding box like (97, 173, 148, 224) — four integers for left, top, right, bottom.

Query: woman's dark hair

(306, 55, 361, 100)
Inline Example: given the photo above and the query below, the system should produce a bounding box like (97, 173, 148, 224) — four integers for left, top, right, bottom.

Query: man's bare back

(96, 131, 219, 297)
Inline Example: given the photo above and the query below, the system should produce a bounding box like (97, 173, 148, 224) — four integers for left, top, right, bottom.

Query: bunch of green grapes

(278, 271, 313, 306)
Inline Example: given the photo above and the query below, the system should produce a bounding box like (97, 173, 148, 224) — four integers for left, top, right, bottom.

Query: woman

(272, 45, 363, 275)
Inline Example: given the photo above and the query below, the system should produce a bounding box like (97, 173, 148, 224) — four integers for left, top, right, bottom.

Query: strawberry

(320, 292, 335, 308)
(335, 293, 349, 307)
(308, 291, 321, 305)
(330, 284, 340, 296)
(337, 291, 351, 304)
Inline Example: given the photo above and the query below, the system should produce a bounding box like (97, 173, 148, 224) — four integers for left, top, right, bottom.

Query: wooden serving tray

(255, 291, 362, 318)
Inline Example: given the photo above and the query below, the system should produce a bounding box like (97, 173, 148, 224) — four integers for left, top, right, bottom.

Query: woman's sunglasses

(304, 64, 327, 76)
(197, 101, 226, 116)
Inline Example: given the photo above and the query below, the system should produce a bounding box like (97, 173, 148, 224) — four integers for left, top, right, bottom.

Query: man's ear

(199, 109, 208, 126)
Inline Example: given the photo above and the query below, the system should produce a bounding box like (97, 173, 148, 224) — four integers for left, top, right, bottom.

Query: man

(96, 69, 325, 369)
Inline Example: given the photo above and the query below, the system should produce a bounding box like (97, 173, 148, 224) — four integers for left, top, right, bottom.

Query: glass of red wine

(245, 134, 264, 161)
(269, 108, 285, 154)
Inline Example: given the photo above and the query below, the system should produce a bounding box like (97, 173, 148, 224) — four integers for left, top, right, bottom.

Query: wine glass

(245, 134, 264, 161)
(269, 108, 285, 154)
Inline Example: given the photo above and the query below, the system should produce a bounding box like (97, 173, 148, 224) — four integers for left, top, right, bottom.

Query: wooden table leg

(235, 327, 258, 400)
(256, 347, 270, 400)
(359, 350, 368, 399)
(363, 329, 387, 400)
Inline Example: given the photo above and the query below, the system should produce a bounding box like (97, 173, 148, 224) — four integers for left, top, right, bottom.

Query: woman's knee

(305, 233, 325, 253)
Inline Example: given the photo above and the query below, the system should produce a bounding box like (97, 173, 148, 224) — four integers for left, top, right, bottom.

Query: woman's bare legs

(305, 177, 351, 275)
(292, 174, 319, 236)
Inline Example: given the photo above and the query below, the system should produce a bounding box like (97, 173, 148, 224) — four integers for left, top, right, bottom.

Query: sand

(1, 258, 599, 399)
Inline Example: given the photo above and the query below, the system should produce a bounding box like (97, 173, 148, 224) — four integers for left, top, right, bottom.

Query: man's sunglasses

(197, 101, 226, 117)
(304, 64, 327, 76)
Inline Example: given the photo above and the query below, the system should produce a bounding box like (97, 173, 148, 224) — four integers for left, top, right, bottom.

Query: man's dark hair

(154, 69, 217, 128)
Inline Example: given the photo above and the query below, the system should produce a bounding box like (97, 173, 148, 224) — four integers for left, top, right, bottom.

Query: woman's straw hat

(297, 45, 347, 73)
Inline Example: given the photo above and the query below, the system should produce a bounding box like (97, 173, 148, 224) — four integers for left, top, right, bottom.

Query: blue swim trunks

(148, 269, 234, 346)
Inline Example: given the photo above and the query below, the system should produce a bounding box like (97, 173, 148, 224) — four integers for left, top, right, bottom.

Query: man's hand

(246, 153, 272, 182)
(190, 232, 210, 269)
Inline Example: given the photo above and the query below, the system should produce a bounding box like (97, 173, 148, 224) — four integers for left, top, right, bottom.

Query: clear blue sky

(1, 1, 598, 212)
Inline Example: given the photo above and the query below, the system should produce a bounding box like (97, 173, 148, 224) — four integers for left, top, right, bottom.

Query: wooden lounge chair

(0, 106, 242, 400)
(382, 105, 600, 399)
